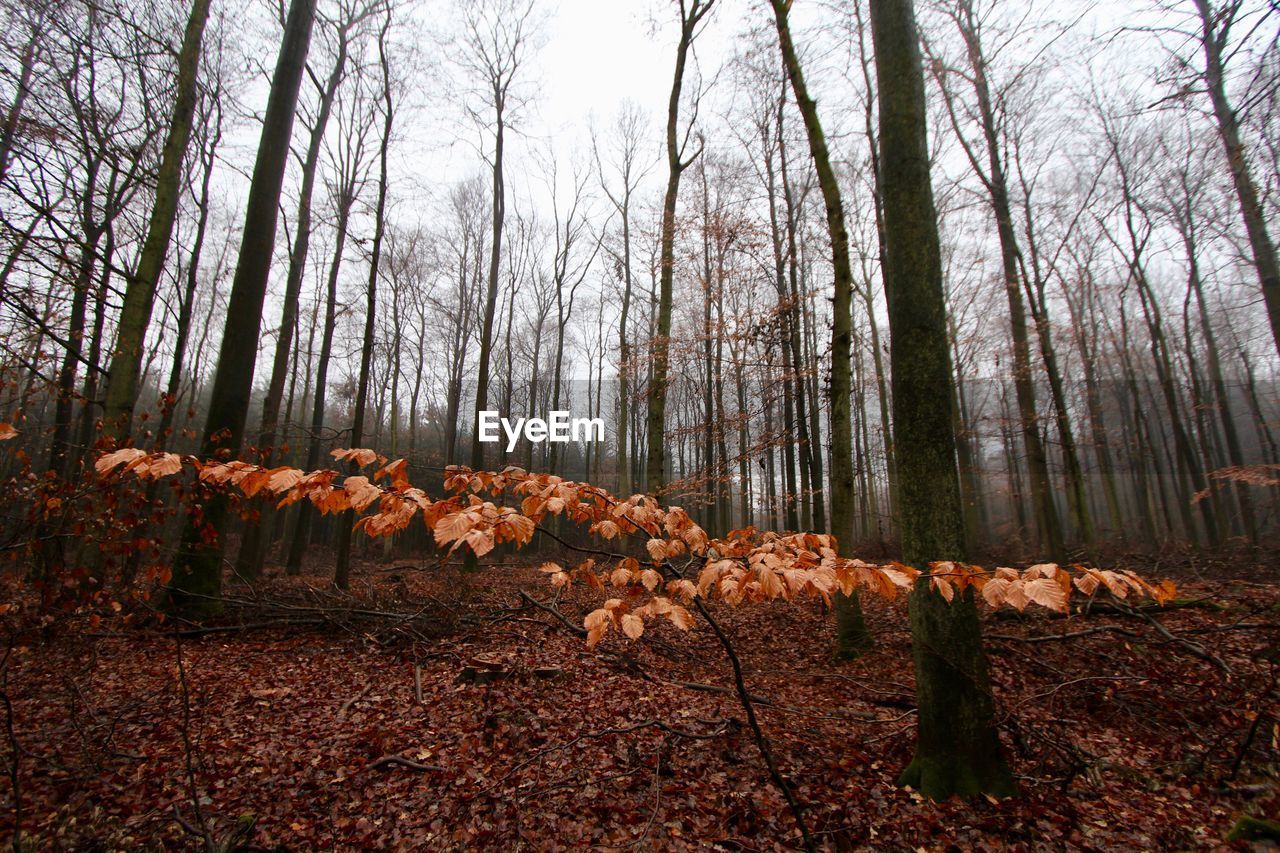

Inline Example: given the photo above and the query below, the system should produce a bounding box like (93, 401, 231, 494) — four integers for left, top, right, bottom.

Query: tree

(593, 101, 652, 498)
(335, 3, 395, 591)
(99, 0, 212, 444)
(870, 0, 1015, 798)
(235, 0, 368, 582)
(925, 0, 1064, 559)
(169, 0, 319, 616)
(1186, 0, 1280, 358)
(458, 0, 538, 475)
(769, 0, 871, 658)
(284, 77, 376, 576)
(646, 0, 715, 496)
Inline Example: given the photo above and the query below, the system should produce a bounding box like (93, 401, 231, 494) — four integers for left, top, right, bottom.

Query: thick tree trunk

(236, 21, 350, 581)
(871, 0, 1014, 800)
(169, 0, 317, 616)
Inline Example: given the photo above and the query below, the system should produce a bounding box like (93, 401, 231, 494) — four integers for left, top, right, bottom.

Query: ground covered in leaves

(1, 554, 1277, 850)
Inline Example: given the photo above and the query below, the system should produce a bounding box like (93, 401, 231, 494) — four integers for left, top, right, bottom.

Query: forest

(0, 0, 1276, 847)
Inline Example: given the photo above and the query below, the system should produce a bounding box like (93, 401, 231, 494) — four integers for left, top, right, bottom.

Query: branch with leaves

(92, 446, 1178, 647)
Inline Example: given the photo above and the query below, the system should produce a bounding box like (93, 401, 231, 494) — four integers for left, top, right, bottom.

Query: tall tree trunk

(48, 155, 103, 479)
(1183, 203, 1258, 544)
(334, 13, 393, 590)
(646, 0, 714, 496)
(236, 19, 351, 581)
(1192, 0, 1280, 358)
(286, 184, 356, 575)
(946, 3, 1061, 558)
(616, 195, 635, 496)
(77, 226, 113, 463)
(470, 107, 505, 476)
(770, 0, 870, 658)
(169, 0, 317, 616)
(100, 0, 212, 441)
(854, 0, 895, 537)
(776, 90, 819, 533)
(871, 0, 1014, 800)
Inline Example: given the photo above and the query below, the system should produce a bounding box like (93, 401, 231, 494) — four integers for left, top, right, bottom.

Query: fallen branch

(368, 754, 445, 773)
(1109, 600, 1231, 673)
(175, 618, 324, 638)
(516, 590, 586, 637)
(668, 679, 773, 706)
(987, 625, 1141, 644)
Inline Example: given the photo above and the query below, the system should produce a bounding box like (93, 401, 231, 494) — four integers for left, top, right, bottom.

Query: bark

(769, 0, 870, 657)
(236, 17, 352, 581)
(1192, 0, 1280, 358)
(646, 0, 714, 496)
(775, 89, 817, 533)
(100, 0, 212, 442)
(169, 0, 317, 617)
(335, 12, 393, 590)
(1180, 183, 1258, 544)
(871, 0, 1014, 799)
(286, 178, 358, 575)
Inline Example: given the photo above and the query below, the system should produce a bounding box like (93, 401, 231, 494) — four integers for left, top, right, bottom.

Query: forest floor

(0, 552, 1277, 850)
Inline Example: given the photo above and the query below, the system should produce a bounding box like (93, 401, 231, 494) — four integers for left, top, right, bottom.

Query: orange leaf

(1024, 577, 1068, 612)
(593, 520, 620, 540)
(95, 448, 147, 475)
(668, 605, 694, 631)
(621, 613, 644, 640)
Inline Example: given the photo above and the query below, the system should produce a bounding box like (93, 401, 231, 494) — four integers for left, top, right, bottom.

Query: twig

(986, 625, 1141, 644)
(1230, 670, 1277, 781)
(338, 685, 373, 719)
(367, 754, 445, 773)
(173, 632, 215, 852)
(668, 679, 773, 705)
(691, 596, 815, 853)
(175, 618, 324, 638)
(516, 590, 586, 637)
(1110, 600, 1231, 673)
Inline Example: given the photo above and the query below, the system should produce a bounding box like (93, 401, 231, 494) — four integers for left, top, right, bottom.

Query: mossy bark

(100, 0, 211, 442)
(770, 0, 871, 657)
(169, 0, 317, 617)
(897, 585, 1015, 798)
(870, 0, 1014, 799)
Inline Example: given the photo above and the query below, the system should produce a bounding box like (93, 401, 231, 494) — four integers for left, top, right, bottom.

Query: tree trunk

(334, 13, 393, 590)
(1192, 0, 1280, 359)
(770, 0, 871, 657)
(646, 0, 714, 496)
(169, 0, 317, 617)
(286, 182, 356, 575)
(871, 0, 1014, 800)
(100, 0, 212, 442)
